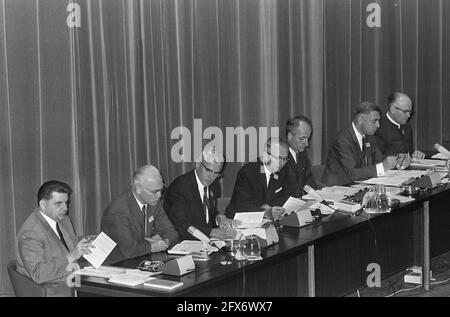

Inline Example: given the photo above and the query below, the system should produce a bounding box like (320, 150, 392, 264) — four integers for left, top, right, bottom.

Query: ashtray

(387, 197, 400, 208)
(401, 185, 420, 195)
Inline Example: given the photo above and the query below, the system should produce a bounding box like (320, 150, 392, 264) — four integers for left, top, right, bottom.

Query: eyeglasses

(394, 105, 415, 116)
(141, 184, 166, 195)
(268, 152, 289, 164)
(201, 162, 223, 177)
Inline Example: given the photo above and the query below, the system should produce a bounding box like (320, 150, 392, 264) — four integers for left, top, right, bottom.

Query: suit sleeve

(334, 136, 377, 181)
(226, 168, 261, 218)
(153, 202, 178, 247)
(165, 185, 212, 240)
(18, 230, 70, 284)
(102, 209, 152, 258)
(373, 131, 387, 157)
(304, 157, 318, 189)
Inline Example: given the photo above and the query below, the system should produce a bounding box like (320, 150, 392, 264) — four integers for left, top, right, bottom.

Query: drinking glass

(241, 235, 261, 260)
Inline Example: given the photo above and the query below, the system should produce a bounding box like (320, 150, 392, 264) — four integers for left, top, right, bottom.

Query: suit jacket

(374, 115, 414, 156)
(101, 189, 178, 264)
(16, 208, 78, 297)
(164, 170, 221, 241)
(322, 126, 384, 186)
(225, 161, 289, 219)
(279, 149, 317, 198)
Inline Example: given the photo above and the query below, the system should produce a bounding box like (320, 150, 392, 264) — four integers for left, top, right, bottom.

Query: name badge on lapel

(148, 215, 154, 224)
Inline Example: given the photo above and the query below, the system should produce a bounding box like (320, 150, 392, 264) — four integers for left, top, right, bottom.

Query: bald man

(226, 137, 290, 220)
(101, 165, 178, 263)
(374, 92, 425, 159)
(164, 145, 237, 241)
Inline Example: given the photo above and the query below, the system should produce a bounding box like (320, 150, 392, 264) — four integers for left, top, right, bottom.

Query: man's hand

(382, 155, 397, 170)
(145, 236, 169, 253)
(216, 214, 241, 229)
(270, 206, 286, 220)
(67, 238, 95, 263)
(412, 150, 425, 160)
(210, 227, 237, 240)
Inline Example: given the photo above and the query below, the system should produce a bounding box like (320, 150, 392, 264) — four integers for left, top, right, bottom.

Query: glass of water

(241, 235, 261, 261)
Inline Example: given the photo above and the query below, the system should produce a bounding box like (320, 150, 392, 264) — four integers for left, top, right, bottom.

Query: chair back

(7, 260, 47, 297)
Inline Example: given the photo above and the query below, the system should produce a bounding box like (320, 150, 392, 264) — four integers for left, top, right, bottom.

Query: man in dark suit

(279, 116, 318, 198)
(164, 145, 237, 241)
(226, 137, 289, 220)
(374, 92, 425, 159)
(322, 101, 397, 186)
(16, 180, 94, 296)
(101, 165, 178, 263)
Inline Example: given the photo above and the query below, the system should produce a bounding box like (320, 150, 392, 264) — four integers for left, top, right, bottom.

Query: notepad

(143, 278, 184, 291)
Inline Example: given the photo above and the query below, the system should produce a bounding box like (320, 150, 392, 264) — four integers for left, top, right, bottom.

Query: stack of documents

(108, 269, 159, 287)
(168, 240, 218, 255)
(233, 212, 265, 228)
(410, 159, 446, 169)
(360, 170, 428, 187)
(75, 266, 126, 278)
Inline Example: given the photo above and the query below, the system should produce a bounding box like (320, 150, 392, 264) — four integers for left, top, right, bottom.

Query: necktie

(362, 136, 369, 167)
(268, 173, 276, 191)
(56, 222, 70, 252)
(296, 152, 301, 166)
(203, 186, 210, 225)
(142, 205, 148, 237)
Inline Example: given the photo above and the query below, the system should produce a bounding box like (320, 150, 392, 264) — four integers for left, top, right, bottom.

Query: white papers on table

(302, 186, 361, 202)
(388, 194, 415, 203)
(360, 170, 429, 187)
(82, 232, 117, 269)
(236, 228, 268, 240)
(108, 270, 158, 287)
(168, 240, 218, 256)
(410, 158, 446, 169)
(233, 212, 265, 228)
(282, 197, 307, 213)
(144, 278, 184, 291)
(432, 152, 450, 160)
(74, 265, 126, 278)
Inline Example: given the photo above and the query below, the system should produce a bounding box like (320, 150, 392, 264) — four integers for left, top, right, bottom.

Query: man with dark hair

(279, 115, 317, 198)
(226, 137, 289, 220)
(16, 180, 94, 297)
(322, 101, 397, 186)
(101, 165, 178, 263)
(374, 92, 425, 159)
(164, 145, 237, 241)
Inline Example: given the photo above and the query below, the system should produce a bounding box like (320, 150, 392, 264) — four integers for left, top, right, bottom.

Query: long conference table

(74, 182, 450, 297)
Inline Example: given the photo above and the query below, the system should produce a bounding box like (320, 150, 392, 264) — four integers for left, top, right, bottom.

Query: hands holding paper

(216, 213, 241, 229)
(210, 227, 236, 240)
(261, 204, 285, 220)
(67, 238, 95, 263)
(145, 234, 170, 253)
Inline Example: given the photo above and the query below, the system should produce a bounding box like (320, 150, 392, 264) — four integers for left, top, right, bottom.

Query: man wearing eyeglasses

(101, 165, 178, 263)
(279, 116, 318, 198)
(374, 92, 425, 159)
(322, 101, 397, 186)
(226, 137, 289, 220)
(164, 145, 237, 241)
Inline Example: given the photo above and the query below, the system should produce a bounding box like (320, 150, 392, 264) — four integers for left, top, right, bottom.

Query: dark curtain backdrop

(0, 0, 449, 296)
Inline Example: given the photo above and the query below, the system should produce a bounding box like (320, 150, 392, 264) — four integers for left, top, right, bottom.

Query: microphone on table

(303, 185, 335, 210)
(434, 143, 450, 158)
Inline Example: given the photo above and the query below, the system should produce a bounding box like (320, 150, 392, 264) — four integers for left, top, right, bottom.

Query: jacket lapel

(127, 190, 145, 236)
(349, 127, 364, 165)
(35, 209, 70, 254)
(190, 170, 207, 224)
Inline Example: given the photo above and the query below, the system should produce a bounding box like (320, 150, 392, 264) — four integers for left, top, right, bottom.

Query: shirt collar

(39, 209, 58, 235)
(352, 122, 364, 150)
(386, 112, 401, 129)
(262, 162, 273, 186)
(289, 147, 298, 163)
(194, 169, 208, 199)
(132, 190, 145, 212)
